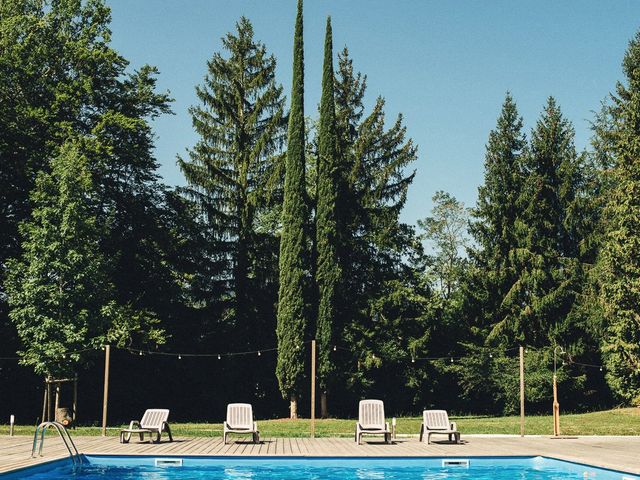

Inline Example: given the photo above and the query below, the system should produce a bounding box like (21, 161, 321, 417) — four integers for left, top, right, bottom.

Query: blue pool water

(2, 456, 638, 480)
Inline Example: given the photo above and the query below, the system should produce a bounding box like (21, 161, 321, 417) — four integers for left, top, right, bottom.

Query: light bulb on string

(258, 351, 261, 357)
(411, 357, 415, 363)
(139, 350, 143, 356)
(178, 354, 182, 360)
(372, 353, 376, 360)
(599, 367, 603, 372)
(333, 345, 337, 352)
(218, 354, 221, 360)
(450, 357, 454, 363)
(489, 353, 493, 358)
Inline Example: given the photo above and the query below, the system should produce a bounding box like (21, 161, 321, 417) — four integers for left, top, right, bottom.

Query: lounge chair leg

(419, 424, 424, 443)
(165, 424, 173, 442)
(224, 432, 228, 445)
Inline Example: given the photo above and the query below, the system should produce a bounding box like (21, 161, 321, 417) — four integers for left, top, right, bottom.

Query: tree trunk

(290, 395, 298, 419)
(320, 391, 328, 418)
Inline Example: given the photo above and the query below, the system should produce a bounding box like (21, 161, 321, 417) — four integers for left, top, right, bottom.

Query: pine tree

(495, 97, 581, 347)
(315, 17, 341, 418)
(178, 17, 286, 354)
(277, 0, 308, 419)
(598, 31, 640, 402)
(333, 48, 419, 401)
(467, 94, 526, 336)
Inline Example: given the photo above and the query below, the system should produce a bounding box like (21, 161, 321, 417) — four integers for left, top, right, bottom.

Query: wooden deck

(2, 434, 640, 475)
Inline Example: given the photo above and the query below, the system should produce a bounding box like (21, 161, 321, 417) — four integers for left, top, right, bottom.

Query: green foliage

(418, 191, 469, 299)
(315, 17, 341, 396)
(467, 94, 526, 336)
(0, 0, 178, 364)
(4, 142, 164, 377)
(277, 0, 309, 404)
(492, 98, 583, 347)
(179, 16, 286, 351)
(333, 48, 420, 402)
(597, 31, 640, 402)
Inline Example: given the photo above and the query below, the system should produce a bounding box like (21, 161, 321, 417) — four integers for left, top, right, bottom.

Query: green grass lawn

(3, 408, 639, 437)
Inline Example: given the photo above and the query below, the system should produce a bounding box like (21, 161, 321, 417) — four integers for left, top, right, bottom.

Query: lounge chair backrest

(359, 399, 386, 429)
(140, 409, 170, 429)
(423, 410, 450, 430)
(227, 403, 253, 429)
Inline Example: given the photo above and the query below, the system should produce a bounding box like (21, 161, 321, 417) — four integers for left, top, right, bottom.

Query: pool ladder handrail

(32, 421, 83, 469)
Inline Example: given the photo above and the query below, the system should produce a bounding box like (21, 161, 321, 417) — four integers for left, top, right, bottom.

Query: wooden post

(310, 339, 316, 439)
(46, 379, 52, 422)
(41, 385, 48, 424)
(553, 374, 560, 436)
(54, 382, 60, 421)
(72, 376, 78, 424)
(519, 346, 525, 437)
(101, 345, 111, 436)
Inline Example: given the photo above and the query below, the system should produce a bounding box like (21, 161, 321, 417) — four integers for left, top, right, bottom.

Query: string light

(333, 345, 337, 352)
(411, 357, 415, 363)
(489, 353, 493, 358)
(257, 351, 261, 357)
(218, 354, 221, 360)
(178, 354, 182, 360)
(450, 357, 454, 363)
(139, 351, 143, 356)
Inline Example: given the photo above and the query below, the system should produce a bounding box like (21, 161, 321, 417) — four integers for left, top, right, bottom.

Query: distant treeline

(1, 0, 639, 423)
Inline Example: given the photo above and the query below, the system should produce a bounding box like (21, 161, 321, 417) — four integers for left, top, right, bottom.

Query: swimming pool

(2, 456, 639, 479)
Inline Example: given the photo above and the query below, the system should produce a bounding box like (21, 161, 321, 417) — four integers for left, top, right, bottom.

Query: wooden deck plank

(2, 435, 640, 475)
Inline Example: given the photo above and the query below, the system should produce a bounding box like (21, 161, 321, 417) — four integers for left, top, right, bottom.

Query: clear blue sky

(107, 0, 640, 227)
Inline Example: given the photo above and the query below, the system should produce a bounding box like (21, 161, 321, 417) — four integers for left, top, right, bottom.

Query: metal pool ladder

(32, 421, 83, 469)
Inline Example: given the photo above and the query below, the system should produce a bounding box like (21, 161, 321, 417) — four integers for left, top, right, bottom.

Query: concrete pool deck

(1, 435, 639, 475)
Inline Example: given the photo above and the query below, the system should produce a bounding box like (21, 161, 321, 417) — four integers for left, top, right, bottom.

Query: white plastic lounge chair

(419, 410, 460, 444)
(224, 403, 260, 444)
(355, 399, 391, 444)
(120, 409, 173, 444)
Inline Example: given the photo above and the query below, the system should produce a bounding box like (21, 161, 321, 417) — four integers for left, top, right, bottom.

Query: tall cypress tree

(315, 17, 340, 418)
(276, 0, 308, 419)
(178, 17, 286, 355)
(598, 31, 640, 402)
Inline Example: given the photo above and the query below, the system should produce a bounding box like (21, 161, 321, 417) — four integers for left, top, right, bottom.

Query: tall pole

(101, 345, 111, 436)
(41, 384, 48, 424)
(519, 346, 525, 437)
(72, 376, 78, 423)
(553, 346, 563, 437)
(553, 374, 560, 436)
(310, 339, 316, 439)
(46, 378, 52, 422)
(54, 382, 60, 421)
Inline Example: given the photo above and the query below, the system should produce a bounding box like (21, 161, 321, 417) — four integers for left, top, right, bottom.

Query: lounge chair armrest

(253, 421, 258, 432)
(450, 421, 457, 431)
(385, 422, 390, 432)
(161, 421, 170, 432)
(128, 420, 141, 430)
